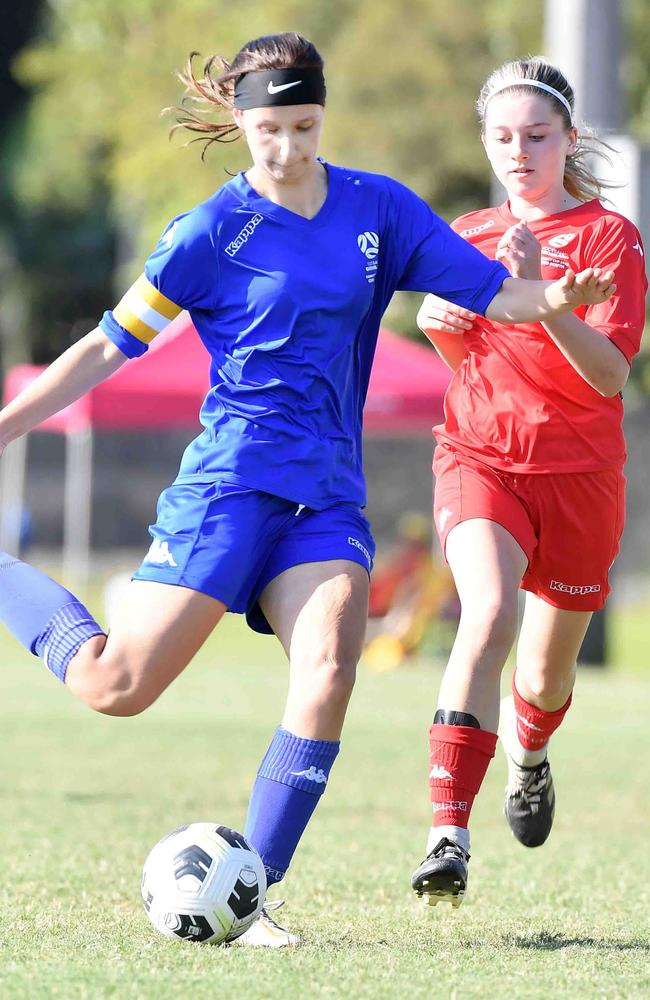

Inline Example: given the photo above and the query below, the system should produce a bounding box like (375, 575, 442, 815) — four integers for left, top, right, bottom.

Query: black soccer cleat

(504, 757, 555, 848)
(411, 837, 470, 908)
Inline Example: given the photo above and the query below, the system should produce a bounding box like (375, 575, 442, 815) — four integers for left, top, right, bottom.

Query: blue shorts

(132, 479, 375, 634)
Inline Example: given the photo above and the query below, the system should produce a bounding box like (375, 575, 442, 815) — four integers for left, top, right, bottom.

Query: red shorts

(432, 446, 626, 612)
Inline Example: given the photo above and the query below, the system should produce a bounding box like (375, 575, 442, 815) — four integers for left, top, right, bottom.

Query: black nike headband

(233, 68, 326, 110)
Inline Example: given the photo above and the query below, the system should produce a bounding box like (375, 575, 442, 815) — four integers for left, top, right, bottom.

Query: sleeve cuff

(470, 263, 509, 316)
(99, 311, 149, 359)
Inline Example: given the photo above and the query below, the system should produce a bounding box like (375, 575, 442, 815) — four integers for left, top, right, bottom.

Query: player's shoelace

(508, 759, 551, 809)
(505, 757, 555, 847)
(260, 899, 287, 925)
(411, 837, 470, 908)
(234, 899, 300, 947)
(430, 837, 469, 863)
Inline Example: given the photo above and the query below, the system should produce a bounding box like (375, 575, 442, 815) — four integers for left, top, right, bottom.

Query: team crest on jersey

(357, 231, 379, 283)
(548, 233, 576, 249)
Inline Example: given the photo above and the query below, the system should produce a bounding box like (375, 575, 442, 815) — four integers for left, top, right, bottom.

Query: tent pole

(63, 426, 93, 590)
(0, 434, 28, 556)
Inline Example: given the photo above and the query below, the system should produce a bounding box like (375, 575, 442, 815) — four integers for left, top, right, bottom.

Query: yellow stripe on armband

(132, 274, 182, 320)
(112, 274, 183, 344)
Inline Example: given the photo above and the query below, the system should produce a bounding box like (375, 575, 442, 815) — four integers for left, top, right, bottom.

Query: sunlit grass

(0, 610, 649, 999)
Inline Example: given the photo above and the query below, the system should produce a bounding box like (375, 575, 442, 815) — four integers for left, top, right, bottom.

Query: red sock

(428, 724, 497, 829)
(512, 674, 572, 751)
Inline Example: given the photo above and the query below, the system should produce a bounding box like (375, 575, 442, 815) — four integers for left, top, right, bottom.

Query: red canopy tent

(1, 315, 450, 579)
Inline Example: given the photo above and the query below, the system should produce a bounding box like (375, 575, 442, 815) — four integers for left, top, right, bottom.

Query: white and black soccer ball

(141, 822, 266, 944)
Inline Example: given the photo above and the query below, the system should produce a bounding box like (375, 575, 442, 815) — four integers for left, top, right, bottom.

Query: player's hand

(495, 221, 542, 279)
(416, 294, 476, 336)
(548, 267, 616, 311)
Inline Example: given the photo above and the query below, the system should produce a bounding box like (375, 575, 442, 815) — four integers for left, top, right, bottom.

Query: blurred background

(0, 0, 648, 666)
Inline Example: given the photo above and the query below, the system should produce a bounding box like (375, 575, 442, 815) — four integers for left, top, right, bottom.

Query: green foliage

(0, 613, 650, 998)
(5, 0, 650, 360)
(625, 0, 650, 142)
(9, 1, 541, 319)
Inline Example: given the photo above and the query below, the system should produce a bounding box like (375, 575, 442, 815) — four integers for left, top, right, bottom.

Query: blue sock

(0, 552, 105, 682)
(244, 726, 340, 886)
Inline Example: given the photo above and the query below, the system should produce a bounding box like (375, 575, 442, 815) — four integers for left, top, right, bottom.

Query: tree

(30, 0, 650, 360)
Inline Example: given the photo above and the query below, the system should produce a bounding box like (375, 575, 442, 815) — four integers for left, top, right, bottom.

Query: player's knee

(309, 651, 358, 703)
(518, 667, 573, 703)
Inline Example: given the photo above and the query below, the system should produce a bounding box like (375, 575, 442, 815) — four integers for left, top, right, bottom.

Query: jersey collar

(230, 160, 343, 228)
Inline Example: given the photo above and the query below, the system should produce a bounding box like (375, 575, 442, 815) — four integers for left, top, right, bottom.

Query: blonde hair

(169, 33, 324, 159)
(478, 57, 616, 203)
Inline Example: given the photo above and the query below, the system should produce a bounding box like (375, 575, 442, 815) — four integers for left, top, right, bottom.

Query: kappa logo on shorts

(550, 579, 601, 596)
(348, 536, 371, 567)
(225, 213, 264, 257)
(145, 539, 178, 567)
(438, 506, 453, 532)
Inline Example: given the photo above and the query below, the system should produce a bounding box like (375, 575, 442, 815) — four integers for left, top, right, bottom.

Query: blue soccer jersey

(100, 163, 507, 509)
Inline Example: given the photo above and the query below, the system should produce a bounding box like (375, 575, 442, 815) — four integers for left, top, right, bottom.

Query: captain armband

(112, 274, 182, 345)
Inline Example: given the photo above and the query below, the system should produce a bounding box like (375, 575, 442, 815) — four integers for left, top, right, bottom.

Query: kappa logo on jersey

(348, 535, 372, 566)
(550, 579, 601, 596)
(290, 766, 328, 784)
(145, 539, 178, 567)
(429, 764, 454, 780)
(548, 233, 576, 249)
(225, 213, 264, 257)
(438, 506, 453, 532)
(458, 219, 495, 239)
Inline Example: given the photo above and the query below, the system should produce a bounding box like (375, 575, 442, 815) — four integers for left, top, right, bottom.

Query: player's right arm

(0, 329, 127, 451)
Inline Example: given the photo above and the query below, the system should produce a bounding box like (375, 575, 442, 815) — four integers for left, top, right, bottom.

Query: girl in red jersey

(411, 57, 647, 907)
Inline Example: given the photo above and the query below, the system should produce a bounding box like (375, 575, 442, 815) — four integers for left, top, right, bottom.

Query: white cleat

(232, 900, 300, 948)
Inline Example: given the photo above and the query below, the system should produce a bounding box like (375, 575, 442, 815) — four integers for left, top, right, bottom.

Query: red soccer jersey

(434, 200, 648, 472)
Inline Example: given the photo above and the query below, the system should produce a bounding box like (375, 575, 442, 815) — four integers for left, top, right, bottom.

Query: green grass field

(0, 612, 649, 1000)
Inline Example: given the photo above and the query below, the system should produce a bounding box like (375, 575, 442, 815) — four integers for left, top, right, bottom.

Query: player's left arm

(539, 292, 631, 397)
(496, 218, 647, 397)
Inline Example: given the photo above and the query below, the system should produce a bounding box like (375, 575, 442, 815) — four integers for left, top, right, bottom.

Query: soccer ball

(141, 822, 267, 944)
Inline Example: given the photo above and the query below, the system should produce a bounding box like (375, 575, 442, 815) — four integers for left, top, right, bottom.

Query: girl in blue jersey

(0, 32, 615, 945)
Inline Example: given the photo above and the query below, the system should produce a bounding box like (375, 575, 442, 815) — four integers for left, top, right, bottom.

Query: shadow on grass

(64, 791, 132, 803)
(509, 931, 650, 953)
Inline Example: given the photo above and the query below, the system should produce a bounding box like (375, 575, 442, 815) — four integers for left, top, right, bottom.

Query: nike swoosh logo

(267, 80, 302, 94)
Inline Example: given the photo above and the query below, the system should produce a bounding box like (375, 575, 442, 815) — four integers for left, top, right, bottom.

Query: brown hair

(170, 33, 325, 158)
(477, 57, 616, 203)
